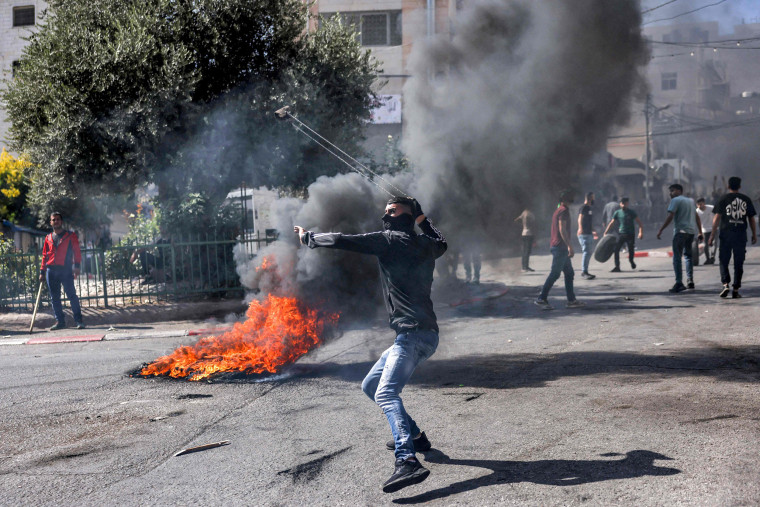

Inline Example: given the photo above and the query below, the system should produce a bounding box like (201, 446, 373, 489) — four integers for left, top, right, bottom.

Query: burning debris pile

(139, 294, 339, 381)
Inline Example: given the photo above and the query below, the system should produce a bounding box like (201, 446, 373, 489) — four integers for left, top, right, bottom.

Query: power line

(642, 0, 680, 15)
(608, 115, 760, 140)
(643, 0, 730, 26)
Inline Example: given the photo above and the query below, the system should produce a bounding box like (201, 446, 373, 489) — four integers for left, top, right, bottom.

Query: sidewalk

(0, 299, 246, 335)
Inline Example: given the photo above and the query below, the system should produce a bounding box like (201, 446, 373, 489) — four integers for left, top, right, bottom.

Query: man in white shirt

(696, 197, 715, 264)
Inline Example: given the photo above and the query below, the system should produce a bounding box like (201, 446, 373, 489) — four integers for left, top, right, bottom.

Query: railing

(0, 231, 277, 312)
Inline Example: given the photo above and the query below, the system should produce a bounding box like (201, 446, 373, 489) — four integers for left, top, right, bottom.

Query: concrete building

(0, 0, 47, 152)
(308, 1, 462, 155)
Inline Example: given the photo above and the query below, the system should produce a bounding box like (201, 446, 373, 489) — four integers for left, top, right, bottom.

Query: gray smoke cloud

(404, 0, 649, 253)
(238, 0, 649, 317)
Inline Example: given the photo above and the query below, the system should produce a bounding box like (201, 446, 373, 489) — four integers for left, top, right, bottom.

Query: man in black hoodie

(294, 196, 447, 493)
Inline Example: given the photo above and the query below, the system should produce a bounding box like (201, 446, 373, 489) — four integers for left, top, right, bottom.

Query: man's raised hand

(410, 198, 425, 224)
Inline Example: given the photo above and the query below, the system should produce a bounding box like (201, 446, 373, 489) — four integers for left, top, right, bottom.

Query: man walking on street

(656, 184, 703, 293)
(39, 212, 84, 330)
(577, 192, 597, 280)
(535, 191, 585, 309)
(696, 197, 715, 264)
(604, 197, 644, 272)
(294, 196, 446, 493)
(709, 176, 757, 298)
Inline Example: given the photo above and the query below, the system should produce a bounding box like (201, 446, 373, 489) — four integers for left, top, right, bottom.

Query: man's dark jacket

(302, 219, 447, 333)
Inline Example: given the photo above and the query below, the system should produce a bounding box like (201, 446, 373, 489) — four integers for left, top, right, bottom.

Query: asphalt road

(1, 242, 759, 506)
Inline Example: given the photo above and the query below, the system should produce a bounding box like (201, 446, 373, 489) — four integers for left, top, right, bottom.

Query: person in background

(39, 212, 84, 330)
(602, 195, 619, 231)
(534, 191, 585, 309)
(515, 208, 535, 272)
(696, 197, 715, 264)
(657, 184, 703, 293)
(604, 197, 644, 273)
(577, 192, 598, 280)
(710, 176, 757, 298)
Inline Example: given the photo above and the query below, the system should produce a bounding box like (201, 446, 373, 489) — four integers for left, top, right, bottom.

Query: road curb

(104, 329, 188, 341)
(27, 334, 105, 345)
(187, 326, 233, 336)
(634, 250, 673, 258)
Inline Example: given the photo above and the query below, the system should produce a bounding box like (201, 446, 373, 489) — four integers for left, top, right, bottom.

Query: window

(661, 72, 677, 91)
(13, 6, 35, 27)
(322, 11, 402, 46)
(12, 61, 20, 78)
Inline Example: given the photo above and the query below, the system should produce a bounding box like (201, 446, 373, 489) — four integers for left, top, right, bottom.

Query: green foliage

(0, 235, 37, 304)
(122, 203, 159, 246)
(3, 0, 380, 221)
(0, 149, 32, 223)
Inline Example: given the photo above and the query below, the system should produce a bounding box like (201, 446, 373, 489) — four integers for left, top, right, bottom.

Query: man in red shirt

(39, 212, 84, 330)
(535, 191, 585, 309)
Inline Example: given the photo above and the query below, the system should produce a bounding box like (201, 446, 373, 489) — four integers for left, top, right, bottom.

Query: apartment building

(308, 1, 461, 153)
(0, 0, 47, 151)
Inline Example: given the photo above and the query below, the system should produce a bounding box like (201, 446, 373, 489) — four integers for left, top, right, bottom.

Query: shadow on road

(392, 449, 680, 504)
(295, 345, 760, 389)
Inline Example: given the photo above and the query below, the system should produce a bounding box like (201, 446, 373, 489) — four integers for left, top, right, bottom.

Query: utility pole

(644, 94, 670, 208)
(645, 94, 651, 206)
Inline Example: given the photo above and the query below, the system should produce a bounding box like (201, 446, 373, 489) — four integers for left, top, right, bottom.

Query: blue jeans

(362, 330, 439, 461)
(672, 233, 694, 285)
(578, 234, 594, 274)
(46, 268, 83, 325)
(539, 246, 576, 301)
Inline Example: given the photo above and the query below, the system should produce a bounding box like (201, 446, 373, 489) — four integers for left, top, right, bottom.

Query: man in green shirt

(604, 197, 644, 272)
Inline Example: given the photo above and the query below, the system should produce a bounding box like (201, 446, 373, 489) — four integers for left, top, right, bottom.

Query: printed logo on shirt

(726, 198, 748, 224)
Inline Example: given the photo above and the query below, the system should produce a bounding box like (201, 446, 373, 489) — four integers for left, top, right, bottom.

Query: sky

(641, 0, 760, 34)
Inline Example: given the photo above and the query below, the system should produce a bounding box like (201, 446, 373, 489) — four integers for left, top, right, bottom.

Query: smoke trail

(240, 0, 649, 316)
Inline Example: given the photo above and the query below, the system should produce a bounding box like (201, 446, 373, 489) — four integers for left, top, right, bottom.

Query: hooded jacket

(302, 218, 447, 333)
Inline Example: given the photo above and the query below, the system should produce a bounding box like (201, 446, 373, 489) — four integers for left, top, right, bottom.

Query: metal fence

(0, 231, 278, 312)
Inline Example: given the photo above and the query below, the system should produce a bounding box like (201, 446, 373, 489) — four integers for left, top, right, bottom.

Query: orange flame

(140, 294, 339, 381)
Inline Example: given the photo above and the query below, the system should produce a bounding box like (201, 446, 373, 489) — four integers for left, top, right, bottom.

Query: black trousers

(719, 235, 746, 289)
(614, 234, 635, 268)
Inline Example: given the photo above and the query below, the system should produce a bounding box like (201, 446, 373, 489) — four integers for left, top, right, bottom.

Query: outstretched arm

(294, 226, 390, 256)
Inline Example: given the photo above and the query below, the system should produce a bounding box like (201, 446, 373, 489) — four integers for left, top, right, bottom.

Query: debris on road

(174, 441, 230, 457)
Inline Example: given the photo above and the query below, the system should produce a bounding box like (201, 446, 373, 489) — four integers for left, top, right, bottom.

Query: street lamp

(644, 94, 670, 206)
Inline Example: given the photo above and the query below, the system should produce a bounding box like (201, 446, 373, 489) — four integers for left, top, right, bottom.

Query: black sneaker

(582, 272, 596, 280)
(386, 432, 431, 452)
(669, 283, 687, 293)
(732, 290, 742, 299)
(49, 322, 65, 331)
(382, 458, 430, 493)
(687, 280, 695, 289)
(75, 322, 86, 330)
(630, 261, 637, 269)
(720, 285, 730, 298)
(610, 267, 621, 273)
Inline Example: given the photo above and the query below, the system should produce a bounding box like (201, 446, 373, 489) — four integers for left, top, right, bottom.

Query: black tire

(594, 234, 617, 263)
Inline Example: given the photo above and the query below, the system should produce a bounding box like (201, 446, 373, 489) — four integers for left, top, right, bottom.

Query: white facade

(0, 0, 47, 151)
